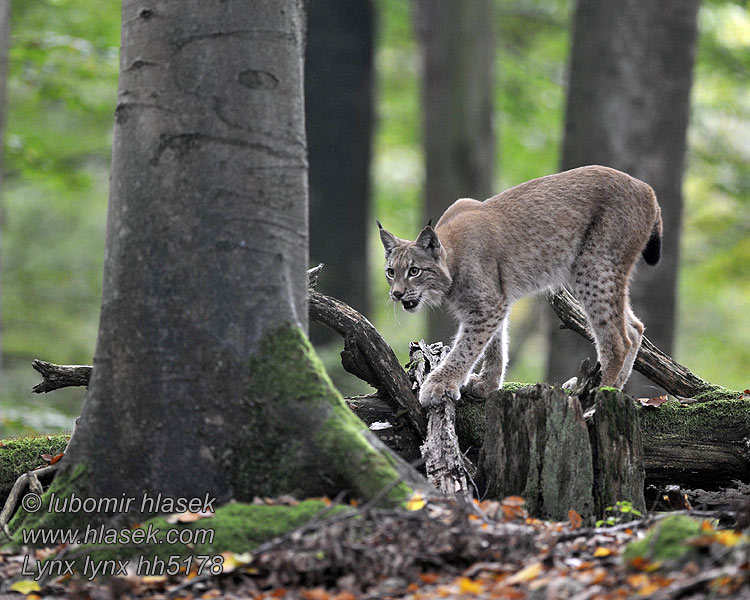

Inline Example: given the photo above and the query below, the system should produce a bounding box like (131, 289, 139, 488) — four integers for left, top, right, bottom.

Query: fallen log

(351, 392, 750, 492)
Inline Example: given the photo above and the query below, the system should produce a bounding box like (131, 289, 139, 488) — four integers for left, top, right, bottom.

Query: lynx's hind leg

(571, 267, 632, 389)
(615, 303, 644, 388)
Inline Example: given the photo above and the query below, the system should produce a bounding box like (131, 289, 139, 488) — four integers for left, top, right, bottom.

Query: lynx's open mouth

(402, 299, 419, 312)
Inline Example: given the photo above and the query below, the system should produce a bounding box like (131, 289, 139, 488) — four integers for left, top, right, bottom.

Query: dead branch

(308, 265, 426, 437)
(31, 360, 92, 394)
(0, 465, 58, 539)
(407, 341, 470, 496)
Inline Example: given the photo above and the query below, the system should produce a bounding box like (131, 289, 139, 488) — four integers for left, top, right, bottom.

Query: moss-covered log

(352, 392, 750, 491)
(640, 399, 750, 490)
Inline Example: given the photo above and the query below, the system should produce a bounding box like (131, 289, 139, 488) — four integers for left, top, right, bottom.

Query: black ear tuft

(379, 224, 399, 257)
(427, 218, 432, 227)
(376, 219, 383, 230)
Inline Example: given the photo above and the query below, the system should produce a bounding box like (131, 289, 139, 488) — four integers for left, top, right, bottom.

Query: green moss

(0, 435, 69, 504)
(236, 325, 412, 505)
(639, 398, 750, 437)
(501, 381, 534, 392)
(21, 500, 352, 577)
(693, 385, 744, 403)
(86, 500, 350, 565)
(623, 515, 703, 567)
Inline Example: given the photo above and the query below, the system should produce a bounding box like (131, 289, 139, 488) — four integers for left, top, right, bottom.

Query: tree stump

(588, 388, 646, 517)
(478, 385, 594, 520)
(478, 384, 645, 521)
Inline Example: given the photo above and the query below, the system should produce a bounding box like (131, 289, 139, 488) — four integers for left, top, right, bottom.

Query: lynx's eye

(386, 268, 395, 279)
(408, 267, 421, 277)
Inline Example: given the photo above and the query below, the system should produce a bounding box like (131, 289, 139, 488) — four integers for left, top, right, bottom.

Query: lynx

(379, 165, 663, 407)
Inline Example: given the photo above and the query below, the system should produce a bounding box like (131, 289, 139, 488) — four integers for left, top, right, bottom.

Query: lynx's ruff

(379, 165, 662, 407)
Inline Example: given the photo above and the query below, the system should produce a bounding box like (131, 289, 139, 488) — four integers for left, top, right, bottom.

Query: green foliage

(595, 500, 643, 527)
(3, 0, 118, 369)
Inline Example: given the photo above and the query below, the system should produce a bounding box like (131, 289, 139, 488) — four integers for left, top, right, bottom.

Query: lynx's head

(378, 222, 452, 312)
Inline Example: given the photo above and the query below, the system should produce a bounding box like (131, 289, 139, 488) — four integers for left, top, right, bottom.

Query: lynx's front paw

(419, 374, 461, 407)
(462, 374, 498, 398)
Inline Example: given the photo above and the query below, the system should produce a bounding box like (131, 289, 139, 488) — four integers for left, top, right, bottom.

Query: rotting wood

(0, 465, 58, 538)
(478, 385, 595, 520)
(406, 341, 470, 496)
(31, 360, 92, 394)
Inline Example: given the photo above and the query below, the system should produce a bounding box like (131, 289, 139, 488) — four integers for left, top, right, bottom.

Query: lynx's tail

(642, 202, 663, 266)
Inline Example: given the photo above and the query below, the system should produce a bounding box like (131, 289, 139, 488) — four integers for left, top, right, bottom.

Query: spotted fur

(379, 165, 663, 406)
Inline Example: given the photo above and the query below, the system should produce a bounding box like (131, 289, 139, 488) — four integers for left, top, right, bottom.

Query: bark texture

(478, 386, 595, 520)
(547, 0, 701, 397)
(588, 389, 646, 517)
(413, 0, 495, 345)
(306, 0, 374, 344)
(29, 1, 417, 529)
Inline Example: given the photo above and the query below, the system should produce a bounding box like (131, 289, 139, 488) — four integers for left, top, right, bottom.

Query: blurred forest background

(0, 0, 748, 436)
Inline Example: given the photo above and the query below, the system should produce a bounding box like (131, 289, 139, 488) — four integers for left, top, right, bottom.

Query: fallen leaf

(300, 588, 330, 600)
(456, 576, 484, 595)
(420, 572, 440, 584)
(49, 452, 64, 465)
(507, 562, 543, 585)
(10, 580, 41, 594)
(406, 492, 426, 511)
(166, 510, 214, 524)
(639, 395, 668, 407)
(568, 509, 582, 530)
(594, 547, 613, 558)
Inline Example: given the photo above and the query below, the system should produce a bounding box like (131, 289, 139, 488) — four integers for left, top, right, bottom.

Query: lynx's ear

(415, 225, 441, 258)
(378, 220, 400, 258)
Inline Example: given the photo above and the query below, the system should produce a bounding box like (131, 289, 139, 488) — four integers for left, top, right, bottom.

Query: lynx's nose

(391, 290, 404, 300)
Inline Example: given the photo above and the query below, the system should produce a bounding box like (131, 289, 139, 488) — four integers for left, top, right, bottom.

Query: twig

(0, 465, 58, 538)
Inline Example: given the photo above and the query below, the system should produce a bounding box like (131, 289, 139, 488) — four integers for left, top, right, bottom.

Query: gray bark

(306, 0, 374, 344)
(60, 0, 309, 502)
(478, 386, 595, 520)
(0, 0, 10, 367)
(413, 0, 496, 345)
(547, 0, 700, 397)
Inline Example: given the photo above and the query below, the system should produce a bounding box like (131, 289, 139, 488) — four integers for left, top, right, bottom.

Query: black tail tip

(642, 231, 662, 266)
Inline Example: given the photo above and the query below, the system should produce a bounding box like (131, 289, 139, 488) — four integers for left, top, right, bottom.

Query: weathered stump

(478, 385, 645, 521)
(478, 385, 594, 520)
(588, 388, 646, 517)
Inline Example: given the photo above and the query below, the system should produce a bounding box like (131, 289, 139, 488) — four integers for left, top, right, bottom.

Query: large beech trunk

(14, 2, 421, 535)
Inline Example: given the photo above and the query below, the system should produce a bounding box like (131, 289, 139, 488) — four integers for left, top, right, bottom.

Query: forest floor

(2, 493, 749, 600)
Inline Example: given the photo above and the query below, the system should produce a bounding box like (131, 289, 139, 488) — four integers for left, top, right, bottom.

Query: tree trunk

(413, 0, 496, 345)
(18, 0, 417, 533)
(547, 0, 700, 397)
(0, 0, 10, 367)
(306, 0, 374, 344)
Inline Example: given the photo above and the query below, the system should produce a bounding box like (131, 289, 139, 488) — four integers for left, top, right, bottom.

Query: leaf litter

(1, 494, 749, 599)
